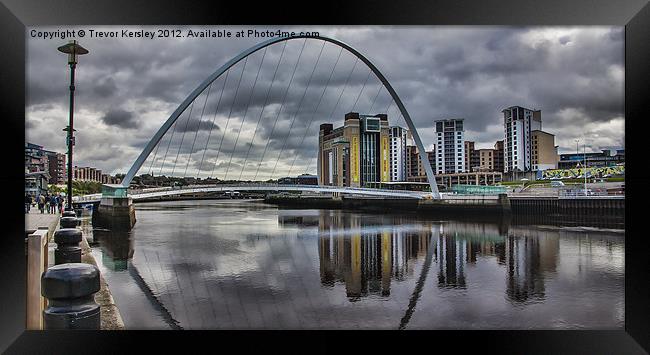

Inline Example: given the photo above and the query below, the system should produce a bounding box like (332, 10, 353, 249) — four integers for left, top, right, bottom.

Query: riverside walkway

(25, 208, 60, 235)
(24, 208, 125, 330)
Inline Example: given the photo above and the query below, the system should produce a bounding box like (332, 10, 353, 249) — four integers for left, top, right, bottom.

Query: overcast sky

(26, 26, 624, 178)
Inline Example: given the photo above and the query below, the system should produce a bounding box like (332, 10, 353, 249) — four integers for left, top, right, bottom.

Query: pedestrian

(38, 194, 45, 214)
(58, 194, 64, 214)
(25, 193, 32, 213)
(44, 194, 51, 214)
(50, 194, 57, 214)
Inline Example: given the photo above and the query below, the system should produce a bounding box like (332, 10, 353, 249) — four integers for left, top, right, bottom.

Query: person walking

(49, 194, 57, 214)
(38, 194, 45, 214)
(58, 194, 64, 214)
(44, 194, 51, 214)
(25, 193, 32, 213)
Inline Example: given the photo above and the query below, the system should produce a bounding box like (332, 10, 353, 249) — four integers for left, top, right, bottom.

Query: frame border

(2, 0, 648, 353)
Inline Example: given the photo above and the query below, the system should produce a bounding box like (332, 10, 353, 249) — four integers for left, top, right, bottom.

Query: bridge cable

(210, 55, 250, 180)
(158, 115, 180, 176)
(384, 98, 394, 116)
(170, 99, 196, 177)
(224, 47, 268, 181)
(287, 45, 343, 178)
(253, 38, 308, 181)
(147, 138, 161, 177)
(183, 81, 213, 178)
(304, 55, 359, 176)
(238, 41, 289, 181)
(197, 69, 230, 179)
(367, 83, 383, 114)
(328, 57, 359, 121)
(270, 40, 327, 180)
(350, 70, 373, 113)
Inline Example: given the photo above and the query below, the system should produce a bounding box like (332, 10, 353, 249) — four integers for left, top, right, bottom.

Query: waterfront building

(278, 174, 318, 185)
(25, 171, 50, 197)
(502, 106, 542, 172)
(478, 149, 495, 171)
(406, 145, 435, 182)
(557, 148, 625, 169)
(493, 140, 505, 173)
(46, 151, 67, 185)
(25, 142, 67, 184)
(464, 141, 480, 172)
(434, 119, 465, 174)
(73, 165, 121, 184)
(531, 130, 559, 171)
(389, 126, 410, 182)
(436, 171, 503, 189)
(318, 112, 390, 187)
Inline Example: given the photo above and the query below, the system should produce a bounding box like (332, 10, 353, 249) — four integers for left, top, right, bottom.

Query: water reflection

(305, 211, 583, 305)
(94, 201, 624, 329)
(92, 229, 134, 271)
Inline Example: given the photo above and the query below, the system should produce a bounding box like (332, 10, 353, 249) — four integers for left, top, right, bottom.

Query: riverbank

(263, 194, 624, 218)
(80, 232, 125, 330)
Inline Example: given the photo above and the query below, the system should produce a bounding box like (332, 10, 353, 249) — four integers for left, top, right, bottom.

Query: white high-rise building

(434, 119, 465, 174)
(502, 106, 542, 172)
(389, 126, 410, 181)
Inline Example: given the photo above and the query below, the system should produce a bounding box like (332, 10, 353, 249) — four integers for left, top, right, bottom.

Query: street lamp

(583, 142, 588, 196)
(57, 40, 89, 211)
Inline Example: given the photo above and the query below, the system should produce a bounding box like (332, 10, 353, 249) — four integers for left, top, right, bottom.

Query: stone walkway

(25, 207, 125, 330)
(25, 208, 61, 234)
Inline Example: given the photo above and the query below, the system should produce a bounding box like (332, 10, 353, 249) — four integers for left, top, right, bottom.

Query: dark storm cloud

(27, 26, 624, 175)
(101, 108, 139, 129)
(175, 119, 220, 133)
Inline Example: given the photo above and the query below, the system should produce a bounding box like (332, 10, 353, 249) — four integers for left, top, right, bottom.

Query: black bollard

(42, 263, 101, 329)
(60, 216, 78, 229)
(62, 210, 80, 226)
(54, 228, 82, 264)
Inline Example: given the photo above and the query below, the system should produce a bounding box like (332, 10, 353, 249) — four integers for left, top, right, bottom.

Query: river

(82, 199, 625, 329)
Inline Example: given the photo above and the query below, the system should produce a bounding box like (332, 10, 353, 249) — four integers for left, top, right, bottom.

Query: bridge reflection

(86, 203, 623, 329)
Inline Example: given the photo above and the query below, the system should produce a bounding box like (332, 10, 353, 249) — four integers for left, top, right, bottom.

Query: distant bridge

(73, 184, 431, 204)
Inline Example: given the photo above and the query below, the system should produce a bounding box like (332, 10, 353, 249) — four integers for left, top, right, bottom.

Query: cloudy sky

(26, 26, 624, 179)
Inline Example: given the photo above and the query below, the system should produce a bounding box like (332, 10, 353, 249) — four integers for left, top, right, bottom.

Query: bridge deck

(72, 184, 431, 203)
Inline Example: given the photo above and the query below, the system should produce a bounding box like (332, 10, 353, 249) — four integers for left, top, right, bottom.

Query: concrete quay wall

(264, 194, 623, 219)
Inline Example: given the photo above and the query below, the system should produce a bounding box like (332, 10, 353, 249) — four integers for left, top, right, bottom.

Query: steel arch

(121, 34, 440, 198)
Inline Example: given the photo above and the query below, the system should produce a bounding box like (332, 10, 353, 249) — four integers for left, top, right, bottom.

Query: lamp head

(57, 40, 89, 65)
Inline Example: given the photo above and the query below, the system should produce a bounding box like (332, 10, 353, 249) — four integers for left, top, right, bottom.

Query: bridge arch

(122, 34, 440, 198)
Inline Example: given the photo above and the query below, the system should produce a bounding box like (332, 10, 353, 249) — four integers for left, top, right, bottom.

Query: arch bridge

(119, 33, 440, 199)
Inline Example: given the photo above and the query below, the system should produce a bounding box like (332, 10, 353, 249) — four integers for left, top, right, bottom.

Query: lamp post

(58, 40, 89, 211)
(583, 142, 588, 196)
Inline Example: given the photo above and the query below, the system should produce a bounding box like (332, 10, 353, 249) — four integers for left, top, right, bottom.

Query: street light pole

(58, 40, 89, 211)
(584, 142, 587, 196)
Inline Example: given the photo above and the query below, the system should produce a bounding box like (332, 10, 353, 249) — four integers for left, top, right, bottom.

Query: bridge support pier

(96, 196, 136, 231)
(94, 185, 136, 231)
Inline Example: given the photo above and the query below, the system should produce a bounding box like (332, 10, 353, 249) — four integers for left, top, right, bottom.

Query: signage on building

(381, 135, 389, 182)
(351, 136, 359, 183)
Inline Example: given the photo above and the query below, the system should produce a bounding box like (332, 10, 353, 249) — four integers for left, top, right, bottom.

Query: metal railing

(558, 189, 624, 199)
(71, 193, 102, 202)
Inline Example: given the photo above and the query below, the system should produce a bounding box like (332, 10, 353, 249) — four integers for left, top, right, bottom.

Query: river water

(83, 199, 625, 330)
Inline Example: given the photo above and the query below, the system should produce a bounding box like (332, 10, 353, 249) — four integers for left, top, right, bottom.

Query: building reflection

(316, 211, 435, 300)
(505, 228, 559, 303)
(92, 228, 134, 271)
(280, 210, 560, 303)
